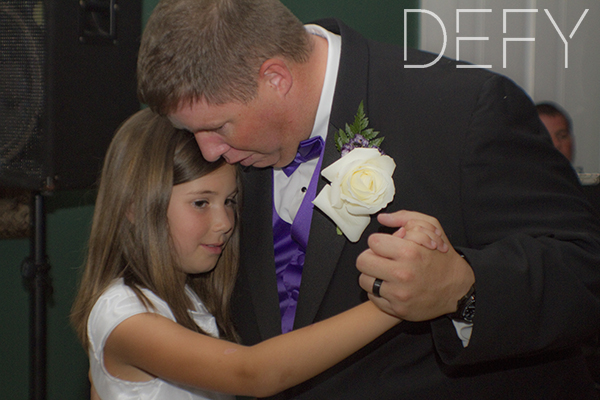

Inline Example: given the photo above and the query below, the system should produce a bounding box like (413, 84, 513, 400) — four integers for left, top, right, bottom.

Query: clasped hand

(357, 210, 475, 321)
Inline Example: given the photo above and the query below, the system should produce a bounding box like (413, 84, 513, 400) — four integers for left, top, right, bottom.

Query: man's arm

(358, 74, 600, 366)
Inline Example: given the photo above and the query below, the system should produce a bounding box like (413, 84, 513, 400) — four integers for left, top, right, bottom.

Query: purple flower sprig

(335, 101, 385, 157)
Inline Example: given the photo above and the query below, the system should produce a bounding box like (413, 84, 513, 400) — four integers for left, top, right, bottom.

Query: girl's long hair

(71, 108, 240, 350)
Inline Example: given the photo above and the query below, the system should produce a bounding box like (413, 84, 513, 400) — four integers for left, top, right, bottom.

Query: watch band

(449, 284, 476, 323)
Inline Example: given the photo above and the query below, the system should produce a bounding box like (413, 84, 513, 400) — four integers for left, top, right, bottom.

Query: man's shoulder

(314, 18, 499, 83)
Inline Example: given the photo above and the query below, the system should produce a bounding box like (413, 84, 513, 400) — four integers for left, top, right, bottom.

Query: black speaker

(0, 0, 141, 191)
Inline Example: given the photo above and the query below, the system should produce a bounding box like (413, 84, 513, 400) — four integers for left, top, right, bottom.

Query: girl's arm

(102, 222, 440, 397)
(104, 301, 398, 398)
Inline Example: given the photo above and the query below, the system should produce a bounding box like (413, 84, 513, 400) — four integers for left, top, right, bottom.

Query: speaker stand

(21, 192, 51, 400)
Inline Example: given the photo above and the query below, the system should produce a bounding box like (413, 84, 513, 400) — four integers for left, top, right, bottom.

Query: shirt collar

(304, 24, 342, 142)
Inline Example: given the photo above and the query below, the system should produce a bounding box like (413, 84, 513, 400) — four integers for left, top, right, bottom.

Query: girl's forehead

(174, 164, 238, 194)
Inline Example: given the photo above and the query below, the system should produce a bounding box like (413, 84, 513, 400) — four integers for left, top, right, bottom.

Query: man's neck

(289, 33, 329, 142)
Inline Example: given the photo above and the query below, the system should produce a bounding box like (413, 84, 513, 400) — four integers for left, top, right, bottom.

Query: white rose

(312, 148, 396, 242)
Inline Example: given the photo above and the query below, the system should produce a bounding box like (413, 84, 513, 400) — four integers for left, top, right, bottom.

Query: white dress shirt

(273, 24, 341, 224)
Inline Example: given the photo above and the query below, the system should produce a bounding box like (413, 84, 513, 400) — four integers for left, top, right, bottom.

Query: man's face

(539, 114, 573, 162)
(169, 94, 303, 168)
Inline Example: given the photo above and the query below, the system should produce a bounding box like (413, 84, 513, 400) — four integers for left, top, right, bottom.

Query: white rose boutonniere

(313, 102, 396, 242)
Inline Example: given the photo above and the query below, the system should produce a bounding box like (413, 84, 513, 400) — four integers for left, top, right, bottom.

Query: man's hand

(357, 210, 475, 321)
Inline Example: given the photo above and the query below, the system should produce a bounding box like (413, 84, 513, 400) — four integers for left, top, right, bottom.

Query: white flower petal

(313, 185, 371, 242)
(321, 148, 382, 181)
(314, 147, 396, 242)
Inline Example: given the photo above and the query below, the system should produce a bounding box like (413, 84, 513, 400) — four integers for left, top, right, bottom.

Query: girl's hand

(385, 211, 449, 253)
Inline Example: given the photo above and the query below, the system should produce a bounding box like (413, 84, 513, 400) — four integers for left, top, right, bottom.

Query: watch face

(449, 287, 475, 323)
(463, 298, 476, 323)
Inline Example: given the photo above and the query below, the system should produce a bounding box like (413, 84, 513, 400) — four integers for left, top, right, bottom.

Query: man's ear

(258, 58, 293, 97)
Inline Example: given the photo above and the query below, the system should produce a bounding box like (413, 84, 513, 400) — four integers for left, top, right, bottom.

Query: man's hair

(138, 0, 312, 114)
(536, 102, 572, 133)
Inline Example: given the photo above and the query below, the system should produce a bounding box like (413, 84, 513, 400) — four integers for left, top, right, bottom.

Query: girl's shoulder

(88, 279, 219, 342)
(87, 279, 177, 352)
(94, 278, 175, 319)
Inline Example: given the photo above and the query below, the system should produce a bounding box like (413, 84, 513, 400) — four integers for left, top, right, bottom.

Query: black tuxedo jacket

(232, 19, 600, 399)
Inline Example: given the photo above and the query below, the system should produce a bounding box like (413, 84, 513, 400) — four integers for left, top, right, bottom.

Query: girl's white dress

(88, 278, 235, 400)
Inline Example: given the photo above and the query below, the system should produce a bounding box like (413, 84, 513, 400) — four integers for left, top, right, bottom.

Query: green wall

(282, 0, 419, 47)
(1, 1, 419, 398)
(0, 191, 96, 399)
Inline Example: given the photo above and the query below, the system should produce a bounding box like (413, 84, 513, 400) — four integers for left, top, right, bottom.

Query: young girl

(71, 108, 443, 400)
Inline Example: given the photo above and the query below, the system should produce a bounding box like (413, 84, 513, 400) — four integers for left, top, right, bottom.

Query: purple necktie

(274, 136, 325, 333)
(282, 136, 324, 177)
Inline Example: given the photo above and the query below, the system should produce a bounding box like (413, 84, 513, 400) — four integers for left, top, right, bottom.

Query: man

(536, 102, 575, 163)
(138, 0, 600, 398)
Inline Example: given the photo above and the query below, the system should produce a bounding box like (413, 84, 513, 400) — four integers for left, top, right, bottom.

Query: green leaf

(370, 137, 384, 148)
(342, 123, 353, 139)
(335, 101, 386, 155)
(339, 127, 348, 142)
(335, 129, 346, 151)
(361, 128, 380, 140)
(351, 101, 368, 133)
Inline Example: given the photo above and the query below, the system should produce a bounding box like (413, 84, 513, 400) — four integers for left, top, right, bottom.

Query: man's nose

(195, 132, 230, 162)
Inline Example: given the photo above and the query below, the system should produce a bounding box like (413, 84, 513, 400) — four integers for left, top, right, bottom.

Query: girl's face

(167, 163, 238, 275)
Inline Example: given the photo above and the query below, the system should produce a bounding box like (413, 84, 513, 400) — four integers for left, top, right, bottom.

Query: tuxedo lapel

(293, 124, 346, 328)
(239, 167, 282, 340)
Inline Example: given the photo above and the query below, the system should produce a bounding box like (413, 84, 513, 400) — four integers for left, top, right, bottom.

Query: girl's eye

(225, 197, 237, 207)
(193, 200, 208, 208)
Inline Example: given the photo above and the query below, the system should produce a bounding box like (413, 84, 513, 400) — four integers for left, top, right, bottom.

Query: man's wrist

(448, 283, 476, 323)
(448, 251, 476, 323)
